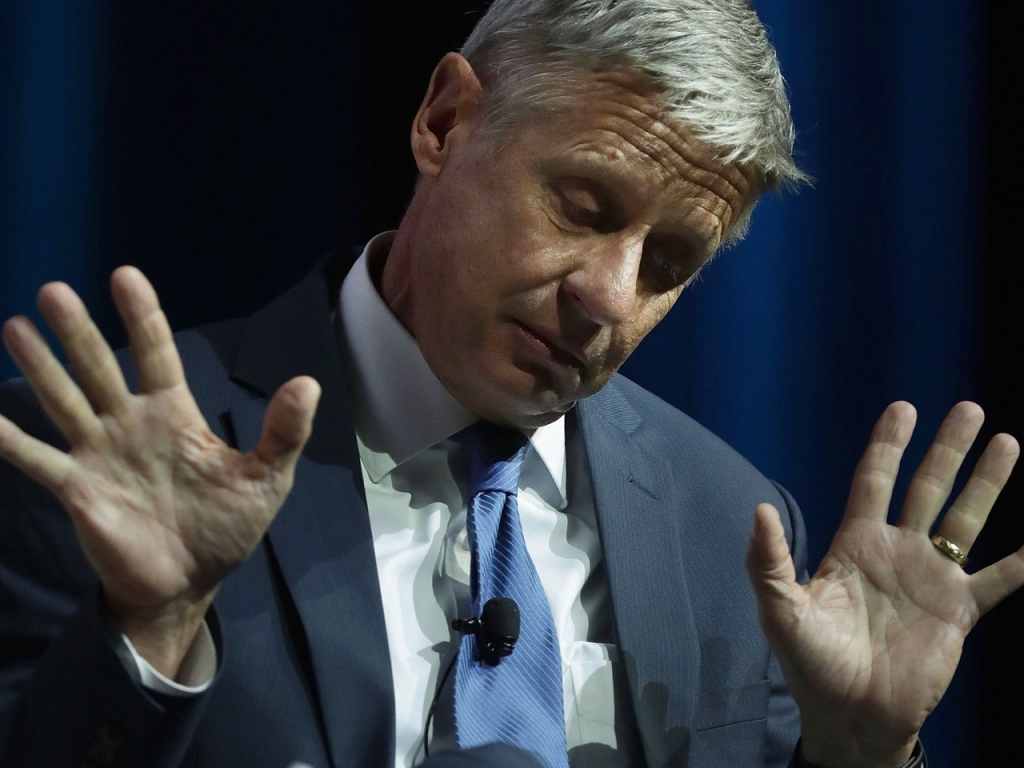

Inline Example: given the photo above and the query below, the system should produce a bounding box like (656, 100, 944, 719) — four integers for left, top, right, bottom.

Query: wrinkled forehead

(482, 69, 759, 237)
(481, 66, 760, 199)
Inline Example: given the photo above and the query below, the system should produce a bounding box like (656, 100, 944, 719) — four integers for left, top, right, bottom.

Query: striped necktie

(453, 422, 569, 768)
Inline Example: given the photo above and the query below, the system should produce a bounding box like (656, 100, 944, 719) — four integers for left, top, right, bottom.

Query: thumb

(746, 503, 799, 606)
(253, 376, 321, 472)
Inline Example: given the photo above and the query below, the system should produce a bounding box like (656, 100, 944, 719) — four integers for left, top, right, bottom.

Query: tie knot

(456, 422, 529, 496)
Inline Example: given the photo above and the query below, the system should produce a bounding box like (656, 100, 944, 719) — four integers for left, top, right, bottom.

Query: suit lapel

(226, 256, 394, 768)
(577, 384, 700, 768)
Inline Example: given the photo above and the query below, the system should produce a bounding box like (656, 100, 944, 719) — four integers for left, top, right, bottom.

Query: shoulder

(579, 374, 804, 553)
(583, 373, 772, 487)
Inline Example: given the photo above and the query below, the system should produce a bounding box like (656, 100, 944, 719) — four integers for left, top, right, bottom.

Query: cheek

(604, 330, 645, 373)
(607, 295, 679, 366)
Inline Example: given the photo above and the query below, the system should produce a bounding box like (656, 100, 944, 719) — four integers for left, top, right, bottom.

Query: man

(0, 1, 1019, 767)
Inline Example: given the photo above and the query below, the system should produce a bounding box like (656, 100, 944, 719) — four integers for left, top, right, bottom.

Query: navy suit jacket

(0, 255, 805, 767)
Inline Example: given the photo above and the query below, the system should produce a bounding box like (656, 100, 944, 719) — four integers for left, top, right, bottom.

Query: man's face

(383, 58, 757, 429)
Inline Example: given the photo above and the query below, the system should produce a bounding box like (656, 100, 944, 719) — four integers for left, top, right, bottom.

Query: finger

(110, 267, 186, 392)
(935, 433, 1019, 553)
(897, 401, 985, 532)
(252, 376, 321, 473)
(971, 546, 1024, 617)
(2, 317, 102, 444)
(37, 282, 131, 416)
(0, 411, 76, 490)
(746, 503, 800, 608)
(844, 401, 917, 523)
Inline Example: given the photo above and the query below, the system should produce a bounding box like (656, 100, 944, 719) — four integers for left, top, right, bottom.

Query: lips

(513, 321, 587, 369)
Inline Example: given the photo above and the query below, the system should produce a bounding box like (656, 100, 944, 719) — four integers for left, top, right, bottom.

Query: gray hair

(461, 0, 807, 204)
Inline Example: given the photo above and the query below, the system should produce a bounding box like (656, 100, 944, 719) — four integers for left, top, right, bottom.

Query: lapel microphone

(421, 597, 521, 761)
(452, 596, 521, 666)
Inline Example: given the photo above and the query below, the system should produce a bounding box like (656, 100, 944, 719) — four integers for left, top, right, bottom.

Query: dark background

(1, 2, 1019, 765)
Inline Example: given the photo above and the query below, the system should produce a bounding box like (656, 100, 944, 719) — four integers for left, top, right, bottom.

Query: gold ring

(931, 535, 968, 568)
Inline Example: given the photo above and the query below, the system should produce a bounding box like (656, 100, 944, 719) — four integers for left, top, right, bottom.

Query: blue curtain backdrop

(1, 2, 1016, 767)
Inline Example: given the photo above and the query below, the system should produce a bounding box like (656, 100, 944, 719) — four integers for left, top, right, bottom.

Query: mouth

(512, 321, 587, 370)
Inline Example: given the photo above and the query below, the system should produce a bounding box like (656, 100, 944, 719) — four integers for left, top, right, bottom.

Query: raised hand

(746, 401, 1023, 768)
(0, 268, 320, 677)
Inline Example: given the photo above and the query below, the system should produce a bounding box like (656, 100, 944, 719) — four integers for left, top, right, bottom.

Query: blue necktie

(453, 422, 569, 768)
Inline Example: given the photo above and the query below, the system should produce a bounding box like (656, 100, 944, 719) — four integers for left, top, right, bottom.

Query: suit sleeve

(0, 378, 212, 768)
(763, 481, 807, 768)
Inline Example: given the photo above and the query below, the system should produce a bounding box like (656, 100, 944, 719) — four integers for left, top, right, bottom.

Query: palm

(0, 268, 319, 656)
(59, 384, 282, 610)
(794, 521, 971, 725)
(748, 402, 1023, 767)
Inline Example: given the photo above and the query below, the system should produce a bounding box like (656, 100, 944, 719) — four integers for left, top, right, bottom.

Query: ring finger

(933, 432, 1019, 562)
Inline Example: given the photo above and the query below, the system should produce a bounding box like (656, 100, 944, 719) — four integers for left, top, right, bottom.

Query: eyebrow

(546, 152, 729, 254)
(544, 153, 650, 222)
(555, 150, 645, 192)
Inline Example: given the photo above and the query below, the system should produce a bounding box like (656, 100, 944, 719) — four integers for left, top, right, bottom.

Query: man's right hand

(0, 267, 320, 679)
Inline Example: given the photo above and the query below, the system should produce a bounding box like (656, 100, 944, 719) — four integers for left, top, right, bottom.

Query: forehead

(496, 70, 757, 240)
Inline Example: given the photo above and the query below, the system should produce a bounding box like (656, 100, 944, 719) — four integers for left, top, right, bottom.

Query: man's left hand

(746, 401, 1022, 768)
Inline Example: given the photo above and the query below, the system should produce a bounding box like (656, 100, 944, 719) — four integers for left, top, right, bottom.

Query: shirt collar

(338, 233, 567, 507)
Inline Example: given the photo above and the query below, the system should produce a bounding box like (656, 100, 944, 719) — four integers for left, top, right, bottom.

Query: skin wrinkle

(592, 72, 751, 193)
(562, 143, 743, 273)
(550, 69, 755, 194)
(545, 146, 728, 266)
(567, 105, 749, 227)
(546, 108, 742, 304)
(527, 69, 754, 251)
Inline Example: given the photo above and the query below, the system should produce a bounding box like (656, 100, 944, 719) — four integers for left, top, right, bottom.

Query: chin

(502, 403, 574, 430)
(459, 355, 591, 427)
(504, 384, 586, 428)
(465, 381, 575, 429)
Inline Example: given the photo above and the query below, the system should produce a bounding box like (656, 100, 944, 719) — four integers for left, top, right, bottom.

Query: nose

(561, 234, 643, 326)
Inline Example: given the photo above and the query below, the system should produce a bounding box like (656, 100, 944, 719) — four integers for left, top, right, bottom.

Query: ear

(410, 52, 485, 177)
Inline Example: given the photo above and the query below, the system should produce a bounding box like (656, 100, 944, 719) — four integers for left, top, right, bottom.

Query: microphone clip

(452, 597, 520, 666)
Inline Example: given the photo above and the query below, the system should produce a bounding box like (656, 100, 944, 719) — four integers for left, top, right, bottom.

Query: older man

(0, 1, 1019, 767)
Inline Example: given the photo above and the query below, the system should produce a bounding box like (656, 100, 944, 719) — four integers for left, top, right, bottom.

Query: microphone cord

(421, 647, 459, 760)
(420, 597, 519, 762)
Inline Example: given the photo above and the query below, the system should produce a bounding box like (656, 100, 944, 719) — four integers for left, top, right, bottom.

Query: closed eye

(561, 196, 603, 229)
(641, 236, 702, 292)
(556, 179, 623, 234)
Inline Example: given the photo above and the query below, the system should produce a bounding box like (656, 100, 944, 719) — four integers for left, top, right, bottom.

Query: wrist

(104, 590, 216, 680)
(798, 708, 919, 768)
(797, 737, 925, 768)
(798, 733, 922, 768)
